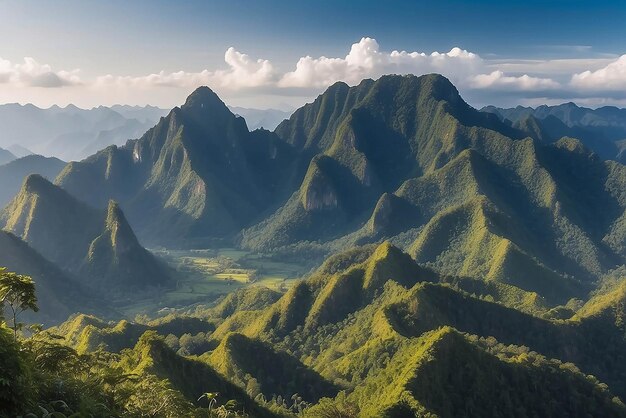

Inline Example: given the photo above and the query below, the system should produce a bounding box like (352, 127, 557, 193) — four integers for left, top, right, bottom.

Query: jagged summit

(103, 199, 141, 250)
(182, 85, 223, 107)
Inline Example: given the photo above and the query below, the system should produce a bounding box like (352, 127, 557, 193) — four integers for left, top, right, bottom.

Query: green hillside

(24, 242, 626, 417)
(207, 332, 339, 403)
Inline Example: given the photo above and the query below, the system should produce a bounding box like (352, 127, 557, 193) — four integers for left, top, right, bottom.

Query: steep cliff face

(300, 157, 340, 211)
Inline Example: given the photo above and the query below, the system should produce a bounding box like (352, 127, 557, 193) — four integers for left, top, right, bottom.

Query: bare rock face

(300, 156, 340, 211)
(302, 176, 338, 211)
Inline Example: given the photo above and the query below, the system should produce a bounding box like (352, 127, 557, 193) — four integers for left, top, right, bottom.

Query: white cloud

(2, 38, 624, 108)
(571, 54, 626, 90)
(0, 57, 80, 88)
(95, 47, 274, 90)
(470, 70, 560, 90)
(278, 37, 484, 88)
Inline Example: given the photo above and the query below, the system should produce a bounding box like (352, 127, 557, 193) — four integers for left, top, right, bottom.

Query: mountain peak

(417, 73, 462, 103)
(182, 86, 227, 111)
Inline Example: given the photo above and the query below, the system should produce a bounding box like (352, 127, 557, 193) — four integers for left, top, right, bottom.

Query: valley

(118, 248, 307, 318)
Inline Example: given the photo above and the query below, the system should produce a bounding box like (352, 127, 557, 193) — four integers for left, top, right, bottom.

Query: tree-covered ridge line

(4, 240, 626, 416)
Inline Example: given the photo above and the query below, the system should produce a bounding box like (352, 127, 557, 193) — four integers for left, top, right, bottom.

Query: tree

(0, 268, 38, 340)
(198, 392, 219, 413)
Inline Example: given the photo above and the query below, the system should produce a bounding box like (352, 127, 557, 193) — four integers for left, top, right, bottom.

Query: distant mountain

(482, 103, 626, 163)
(46, 117, 158, 161)
(0, 147, 16, 165)
(0, 103, 168, 161)
(0, 155, 66, 208)
(109, 104, 169, 123)
(6, 144, 33, 158)
(0, 231, 110, 325)
(57, 87, 296, 246)
(1, 175, 170, 291)
(228, 106, 293, 130)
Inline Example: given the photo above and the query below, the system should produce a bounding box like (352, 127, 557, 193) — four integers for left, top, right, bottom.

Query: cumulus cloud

(571, 54, 626, 90)
(95, 47, 274, 90)
(471, 70, 560, 90)
(276, 37, 562, 99)
(3, 38, 624, 108)
(278, 37, 484, 88)
(0, 57, 80, 87)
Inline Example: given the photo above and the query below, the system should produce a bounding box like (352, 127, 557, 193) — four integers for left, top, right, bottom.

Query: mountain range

(483, 103, 626, 163)
(52, 74, 626, 307)
(0, 103, 169, 161)
(2, 73, 626, 416)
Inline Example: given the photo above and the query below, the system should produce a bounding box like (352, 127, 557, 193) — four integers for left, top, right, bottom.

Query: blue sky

(1, 0, 625, 109)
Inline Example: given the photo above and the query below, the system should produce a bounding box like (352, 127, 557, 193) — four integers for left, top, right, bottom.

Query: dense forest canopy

(1, 74, 626, 417)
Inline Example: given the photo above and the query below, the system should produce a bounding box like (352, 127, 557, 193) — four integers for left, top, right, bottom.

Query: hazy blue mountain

(109, 104, 168, 122)
(6, 144, 34, 158)
(0, 148, 17, 165)
(483, 103, 626, 163)
(229, 106, 293, 130)
(0, 103, 167, 161)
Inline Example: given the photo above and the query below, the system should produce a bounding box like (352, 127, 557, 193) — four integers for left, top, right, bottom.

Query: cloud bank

(571, 54, 626, 90)
(0, 57, 81, 88)
(95, 47, 274, 90)
(2, 38, 625, 108)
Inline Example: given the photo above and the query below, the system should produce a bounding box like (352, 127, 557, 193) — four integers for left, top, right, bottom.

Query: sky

(0, 0, 625, 110)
